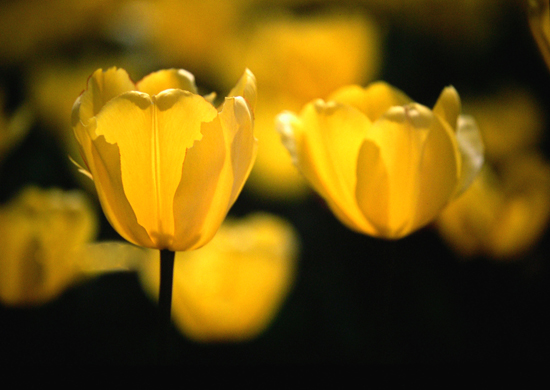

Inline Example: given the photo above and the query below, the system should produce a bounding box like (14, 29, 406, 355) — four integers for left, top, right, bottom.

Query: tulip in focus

(0, 187, 97, 306)
(138, 213, 299, 342)
(71, 67, 257, 251)
(276, 82, 484, 239)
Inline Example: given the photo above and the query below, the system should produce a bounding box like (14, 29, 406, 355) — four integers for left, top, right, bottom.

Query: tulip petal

(280, 100, 374, 232)
(454, 114, 484, 197)
(329, 81, 412, 122)
(71, 98, 92, 169)
(172, 116, 228, 250)
(224, 97, 257, 205)
(87, 131, 155, 248)
(136, 68, 198, 96)
(360, 103, 436, 236)
(227, 69, 257, 112)
(412, 112, 460, 233)
(355, 140, 391, 236)
(172, 97, 256, 250)
(433, 85, 461, 132)
(93, 89, 218, 248)
(78, 68, 136, 125)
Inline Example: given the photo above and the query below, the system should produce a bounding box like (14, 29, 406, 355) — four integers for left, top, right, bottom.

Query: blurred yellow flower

(223, 11, 382, 201)
(463, 86, 545, 163)
(71, 67, 257, 251)
(437, 153, 550, 259)
(138, 213, 299, 342)
(0, 187, 97, 306)
(110, 0, 246, 72)
(224, 11, 381, 104)
(277, 82, 484, 239)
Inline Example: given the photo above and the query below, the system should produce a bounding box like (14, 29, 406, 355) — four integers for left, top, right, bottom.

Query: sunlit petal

(78, 68, 135, 125)
(227, 69, 257, 112)
(454, 115, 484, 197)
(432, 85, 461, 132)
(280, 100, 373, 231)
(171, 115, 228, 250)
(329, 82, 412, 122)
(136, 68, 198, 96)
(88, 133, 155, 247)
(412, 113, 460, 233)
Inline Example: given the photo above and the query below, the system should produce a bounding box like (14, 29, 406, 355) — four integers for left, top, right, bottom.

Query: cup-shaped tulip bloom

(138, 213, 299, 342)
(0, 187, 97, 306)
(71, 67, 257, 251)
(276, 82, 484, 239)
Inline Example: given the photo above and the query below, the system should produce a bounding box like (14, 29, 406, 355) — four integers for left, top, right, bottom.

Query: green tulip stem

(158, 249, 175, 364)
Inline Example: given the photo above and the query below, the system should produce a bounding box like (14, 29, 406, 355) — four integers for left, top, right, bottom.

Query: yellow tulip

(0, 187, 97, 306)
(437, 153, 550, 260)
(276, 82, 484, 239)
(71, 67, 257, 251)
(137, 212, 299, 342)
(463, 86, 545, 163)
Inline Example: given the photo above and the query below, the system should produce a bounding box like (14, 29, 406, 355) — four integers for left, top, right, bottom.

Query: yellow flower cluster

(11, 0, 550, 348)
